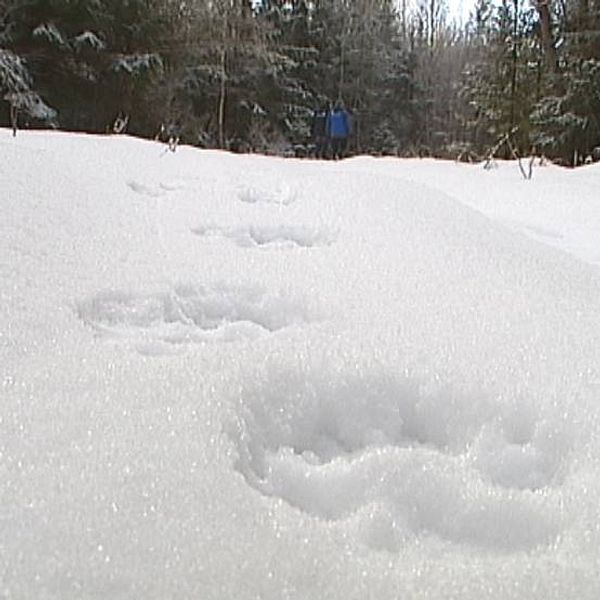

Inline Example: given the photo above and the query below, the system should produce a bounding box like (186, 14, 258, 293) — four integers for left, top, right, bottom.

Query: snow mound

(5, 131, 600, 599)
(230, 363, 571, 552)
(77, 284, 313, 352)
(192, 223, 336, 248)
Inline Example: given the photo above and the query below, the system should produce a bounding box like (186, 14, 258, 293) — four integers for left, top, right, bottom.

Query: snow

(2, 129, 600, 599)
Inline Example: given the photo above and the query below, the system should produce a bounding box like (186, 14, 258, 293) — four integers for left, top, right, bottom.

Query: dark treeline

(1, 0, 599, 164)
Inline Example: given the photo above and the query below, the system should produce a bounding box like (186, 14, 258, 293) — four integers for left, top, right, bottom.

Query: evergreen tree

(461, 0, 544, 155)
(251, 0, 320, 151)
(172, 0, 277, 150)
(530, 0, 600, 163)
(0, 0, 169, 133)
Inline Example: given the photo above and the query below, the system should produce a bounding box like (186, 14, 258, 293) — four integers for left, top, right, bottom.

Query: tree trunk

(429, 0, 436, 47)
(535, 0, 559, 74)
(218, 8, 228, 150)
(509, 0, 519, 132)
(218, 46, 227, 149)
(10, 104, 18, 137)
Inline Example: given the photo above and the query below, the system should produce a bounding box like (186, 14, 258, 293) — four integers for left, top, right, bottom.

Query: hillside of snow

(2, 129, 600, 599)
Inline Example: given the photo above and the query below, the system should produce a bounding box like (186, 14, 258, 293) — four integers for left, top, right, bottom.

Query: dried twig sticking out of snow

(484, 127, 534, 180)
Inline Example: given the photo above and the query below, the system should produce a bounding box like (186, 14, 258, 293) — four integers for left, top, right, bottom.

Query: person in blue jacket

(326, 101, 351, 159)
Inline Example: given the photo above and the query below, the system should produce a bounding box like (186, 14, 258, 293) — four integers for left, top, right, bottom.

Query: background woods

(1, 0, 599, 164)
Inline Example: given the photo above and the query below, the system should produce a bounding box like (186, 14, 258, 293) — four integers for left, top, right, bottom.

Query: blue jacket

(327, 109, 350, 139)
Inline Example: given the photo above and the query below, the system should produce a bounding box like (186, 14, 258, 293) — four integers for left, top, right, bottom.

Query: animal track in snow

(229, 367, 572, 552)
(525, 224, 564, 240)
(77, 284, 312, 354)
(126, 180, 166, 198)
(126, 179, 186, 197)
(158, 180, 187, 192)
(192, 223, 336, 248)
(238, 182, 298, 206)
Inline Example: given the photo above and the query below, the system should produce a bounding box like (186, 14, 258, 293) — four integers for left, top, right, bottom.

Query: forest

(1, 0, 599, 165)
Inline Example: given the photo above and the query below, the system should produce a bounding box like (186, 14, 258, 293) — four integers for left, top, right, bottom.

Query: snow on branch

(33, 23, 67, 47)
(240, 100, 267, 116)
(74, 31, 106, 52)
(0, 49, 32, 92)
(112, 53, 163, 76)
(4, 90, 57, 121)
(1, 49, 57, 123)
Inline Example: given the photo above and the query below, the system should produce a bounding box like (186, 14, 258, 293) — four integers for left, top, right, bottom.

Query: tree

(529, 0, 600, 162)
(461, 0, 544, 155)
(0, 0, 169, 133)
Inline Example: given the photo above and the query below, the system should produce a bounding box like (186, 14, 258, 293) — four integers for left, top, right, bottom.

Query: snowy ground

(2, 129, 600, 599)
